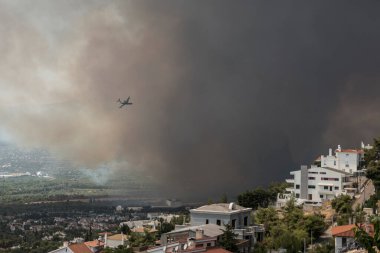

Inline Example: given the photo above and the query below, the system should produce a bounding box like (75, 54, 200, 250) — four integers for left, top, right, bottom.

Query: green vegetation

(254, 198, 327, 253)
(219, 224, 238, 252)
(364, 138, 380, 197)
(354, 216, 380, 253)
(237, 182, 289, 209)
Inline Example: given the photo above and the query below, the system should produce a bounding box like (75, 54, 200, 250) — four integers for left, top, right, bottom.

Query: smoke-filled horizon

(1, 1, 380, 200)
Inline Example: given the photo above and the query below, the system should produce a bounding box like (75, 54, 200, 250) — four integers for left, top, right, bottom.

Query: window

(320, 172, 326, 174)
(308, 194, 312, 200)
(342, 237, 347, 246)
(345, 164, 349, 167)
(320, 195, 323, 199)
(232, 219, 236, 228)
(309, 172, 318, 174)
(295, 193, 300, 198)
(308, 185, 316, 189)
(324, 186, 328, 190)
(207, 243, 211, 247)
(308, 177, 316, 180)
(321, 177, 339, 181)
(244, 216, 248, 226)
(296, 184, 300, 189)
(334, 186, 339, 190)
(334, 161, 336, 166)
(216, 220, 221, 226)
(206, 219, 209, 224)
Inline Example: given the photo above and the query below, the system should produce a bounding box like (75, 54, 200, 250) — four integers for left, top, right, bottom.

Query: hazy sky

(1, 1, 380, 200)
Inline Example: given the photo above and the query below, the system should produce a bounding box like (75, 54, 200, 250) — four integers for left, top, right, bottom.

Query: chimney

(63, 241, 69, 248)
(195, 229, 203, 239)
(337, 145, 341, 152)
(329, 148, 332, 156)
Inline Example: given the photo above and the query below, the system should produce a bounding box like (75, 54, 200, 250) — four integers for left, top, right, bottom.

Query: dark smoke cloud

(1, 1, 380, 200)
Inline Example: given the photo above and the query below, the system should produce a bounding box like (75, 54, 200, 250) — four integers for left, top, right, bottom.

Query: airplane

(117, 96, 133, 108)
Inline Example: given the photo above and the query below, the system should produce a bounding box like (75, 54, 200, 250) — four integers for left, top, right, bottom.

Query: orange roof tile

(84, 240, 105, 247)
(69, 243, 92, 253)
(205, 248, 233, 253)
(336, 149, 364, 154)
(332, 224, 374, 238)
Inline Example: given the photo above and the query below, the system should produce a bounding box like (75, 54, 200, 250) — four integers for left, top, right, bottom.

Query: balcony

(286, 179, 294, 184)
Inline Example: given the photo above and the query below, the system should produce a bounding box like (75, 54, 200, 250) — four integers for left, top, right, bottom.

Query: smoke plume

(1, 1, 380, 199)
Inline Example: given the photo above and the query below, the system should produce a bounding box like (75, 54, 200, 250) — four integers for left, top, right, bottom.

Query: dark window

(207, 243, 211, 247)
(342, 237, 347, 246)
(216, 220, 221, 226)
(308, 185, 316, 189)
(320, 195, 323, 199)
(345, 164, 349, 167)
(244, 216, 248, 226)
(324, 186, 328, 190)
(232, 219, 236, 228)
(295, 193, 300, 198)
(320, 172, 326, 174)
(321, 177, 339, 181)
(296, 184, 300, 189)
(308, 177, 316, 180)
(308, 194, 312, 200)
(334, 186, 339, 190)
(206, 219, 209, 224)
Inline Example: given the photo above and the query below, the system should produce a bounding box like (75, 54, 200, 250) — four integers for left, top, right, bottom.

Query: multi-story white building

(277, 143, 371, 207)
(279, 165, 353, 206)
(320, 145, 364, 174)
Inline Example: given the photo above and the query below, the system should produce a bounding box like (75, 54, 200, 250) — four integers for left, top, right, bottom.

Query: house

(331, 224, 374, 253)
(190, 203, 251, 229)
(320, 145, 365, 174)
(279, 165, 354, 206)
(187, 203, 264, 251)
(84, 239, 104, 252)
(106, 233, 128, 248)
(132, 226, 158, 235)
(48, 243, 92, 253)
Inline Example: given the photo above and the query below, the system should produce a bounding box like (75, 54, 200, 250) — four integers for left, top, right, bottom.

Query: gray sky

(1, 1, 380, 200)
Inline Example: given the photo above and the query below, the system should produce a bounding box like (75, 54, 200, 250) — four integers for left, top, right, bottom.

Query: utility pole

(304, 238, 306, 253)
(310, 230, 313, 250)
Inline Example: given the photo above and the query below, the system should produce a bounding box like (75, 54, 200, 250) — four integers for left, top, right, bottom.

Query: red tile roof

(205, 248, 233, 253)
(84, 240, 105, 247)
(336, 149, 364, 154)
(69, 243, 92, 253)
(332, 224, 374, 238)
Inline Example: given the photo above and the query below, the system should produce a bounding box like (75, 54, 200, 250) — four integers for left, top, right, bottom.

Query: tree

(354, 216, 380, 253)
(120, 224, 131, 235)
(364, 138, 380, 195)
(219, 224, 238, 252)
(331, 195, 353, 225)
(237, 187, 272, 209)
(220, 193, 228, 203)
(255, 207, 279, 234)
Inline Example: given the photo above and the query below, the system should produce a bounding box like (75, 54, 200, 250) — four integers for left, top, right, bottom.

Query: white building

(320, 145, 364, 174)
(277, 143, 370, 207)
(283, 165, 354, 205)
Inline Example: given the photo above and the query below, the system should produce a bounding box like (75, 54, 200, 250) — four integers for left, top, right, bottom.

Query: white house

(190, 203, 252, 229)
(331, 224, 373, 253)
(278, 165, 355, 206)
(320, 145, 364, 174)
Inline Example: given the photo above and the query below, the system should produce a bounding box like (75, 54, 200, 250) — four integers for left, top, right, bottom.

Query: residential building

(281, 165, 354, 205)
(331, 224, 373, 253)
(48, 243, 93, 253)
(320, 145, 364, 174)
(105, 233, 128, 248)
(190, 203, 251, 229)
(188, 203, 264, 251)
